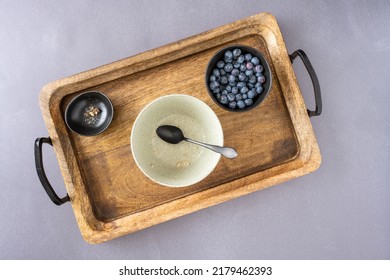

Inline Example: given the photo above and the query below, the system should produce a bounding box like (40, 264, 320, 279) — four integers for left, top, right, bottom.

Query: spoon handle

(185, 138, 238, 159)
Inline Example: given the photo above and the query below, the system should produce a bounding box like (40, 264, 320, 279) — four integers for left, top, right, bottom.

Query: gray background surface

(1, 0, 389, 259)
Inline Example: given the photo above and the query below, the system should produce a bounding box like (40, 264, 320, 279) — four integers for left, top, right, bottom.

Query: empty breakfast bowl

(130, 94, 223, 187)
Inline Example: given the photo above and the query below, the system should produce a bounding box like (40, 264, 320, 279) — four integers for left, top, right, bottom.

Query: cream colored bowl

(130, 94, 223, 187)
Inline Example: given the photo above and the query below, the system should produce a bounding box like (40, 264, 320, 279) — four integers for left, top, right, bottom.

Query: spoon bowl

(156, 125, 185, 144)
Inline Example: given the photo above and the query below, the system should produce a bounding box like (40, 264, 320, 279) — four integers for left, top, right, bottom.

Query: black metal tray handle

(34, 137, 70, 205)
(289, 49, 322, 117)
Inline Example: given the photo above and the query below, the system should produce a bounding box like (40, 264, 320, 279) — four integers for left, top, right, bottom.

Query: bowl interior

(65, 91, 113, 136)
(131, 94, 223, 187)
(205, 45, 272, 112)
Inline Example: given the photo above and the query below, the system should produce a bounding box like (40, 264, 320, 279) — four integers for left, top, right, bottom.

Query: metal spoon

(156, 125, 238, 159)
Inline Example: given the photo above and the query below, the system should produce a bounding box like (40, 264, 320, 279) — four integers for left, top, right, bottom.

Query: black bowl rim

(205, 44, 272, 112)
(64, 90, 114, 136)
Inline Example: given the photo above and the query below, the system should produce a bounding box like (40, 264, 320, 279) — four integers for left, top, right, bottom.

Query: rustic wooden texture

(39, 13, 321, 243)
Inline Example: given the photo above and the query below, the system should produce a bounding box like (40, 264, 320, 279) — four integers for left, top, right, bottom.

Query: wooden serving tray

(38, 13, 321, 243)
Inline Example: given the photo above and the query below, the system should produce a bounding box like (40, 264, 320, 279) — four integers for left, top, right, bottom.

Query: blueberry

(216, 93, 221, 100)
(216, 61, 225, 69)
(257, 75, 266, 83)
(222, 89, 228, 95)
(254, 64, 263, 73)
(209, 81, 219, 90)
(246, 62, 253, 70)
(220, 95, 228, 104)
(226, 85, 232, 92)
(237, 100, 246, 109)
(224, 63, 233, 73)
(245, 69, 253, 77)
(245, 53, 252, 61)
(222, 76, 229, 85)
(212, 69, 220, 77)
(227, 93, 235, 102)
(255, 72, 261, 77)
(209, 75, 217, 82)
(251, 57, 260, 65)
(248, 75, 257, 84)
(240, 87, 249, 94)
(237, 82, 246, 89)
(220, 69, 226, 76)
(233, 49, 242, 57)
(224, 50, 234, 61)
(239, 64, 246, 72)
(248, 83, 254, 89)
(244, 98, 254, 106)
(231, 68, 239, 76)
(237, 55, 245, 64)
(242, 94, 248, 99)
(233, 61, 240, 69)
(248, 89, 256, 99)
(231, 87, 238, 94)
(254, 82, 261, 88)
(256, 85, 264, 94)
(213, 87, 221, 94)
(229, 101, 237, 109)
(238, 73, 247, 82)
(229, 82, 236, 87)
(228, 75, 236, 83)
(235, 94, 243, 101)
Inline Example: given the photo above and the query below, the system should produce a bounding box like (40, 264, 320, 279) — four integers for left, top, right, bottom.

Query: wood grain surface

(39, 13, 321, 243)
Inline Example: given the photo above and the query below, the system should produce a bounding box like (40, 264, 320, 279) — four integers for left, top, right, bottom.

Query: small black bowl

(65, 91, 114, 136)
(205, 45, 272, 112)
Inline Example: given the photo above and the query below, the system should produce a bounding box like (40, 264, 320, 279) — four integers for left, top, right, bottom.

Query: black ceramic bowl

(65, 91, 114, 136)
(205, 45, 272, 112)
